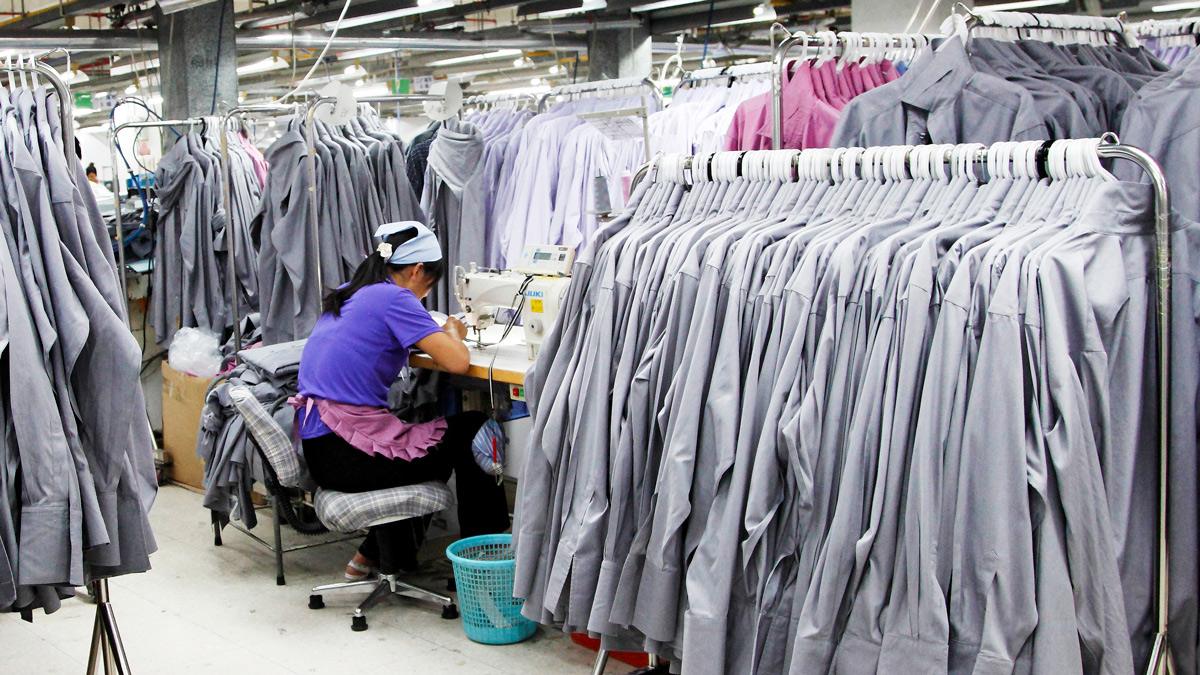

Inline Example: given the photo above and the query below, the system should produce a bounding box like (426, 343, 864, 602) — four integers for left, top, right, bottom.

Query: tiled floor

(0, 486, 599, 674)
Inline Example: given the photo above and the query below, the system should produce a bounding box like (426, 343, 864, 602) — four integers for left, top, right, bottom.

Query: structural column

(851, 0, 971, 33)
(157, 0, 238, 119)
(587, 25, 652, 81)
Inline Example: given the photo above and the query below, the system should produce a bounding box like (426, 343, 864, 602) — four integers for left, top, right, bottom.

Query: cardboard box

(161, 361, 215, 490)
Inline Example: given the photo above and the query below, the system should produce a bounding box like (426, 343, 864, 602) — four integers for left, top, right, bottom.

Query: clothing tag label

(530, 299, 544, 314)
(509, 385, 526, 402)
(584, 114, 646, 141)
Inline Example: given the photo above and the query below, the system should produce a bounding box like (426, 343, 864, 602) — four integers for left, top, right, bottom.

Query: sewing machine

(454, 245, 575, 359)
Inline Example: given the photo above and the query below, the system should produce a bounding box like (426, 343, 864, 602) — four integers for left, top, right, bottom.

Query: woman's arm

(415, 317, 471, 374)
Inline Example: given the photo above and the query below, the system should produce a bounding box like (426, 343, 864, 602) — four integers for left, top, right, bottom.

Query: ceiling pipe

(240, 29, 588, 50)
(0, 28, 157, 50)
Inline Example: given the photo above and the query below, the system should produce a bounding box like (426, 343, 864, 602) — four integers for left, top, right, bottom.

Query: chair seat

(314, 482, 455, 533)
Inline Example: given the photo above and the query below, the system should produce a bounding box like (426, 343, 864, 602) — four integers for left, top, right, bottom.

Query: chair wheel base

(308, 594, 325, 610)
(441, 603, 459, 620)
(351, 615, 368, 631)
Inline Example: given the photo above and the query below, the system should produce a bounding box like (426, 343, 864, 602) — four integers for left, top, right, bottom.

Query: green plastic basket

(445, 534, 536, 645)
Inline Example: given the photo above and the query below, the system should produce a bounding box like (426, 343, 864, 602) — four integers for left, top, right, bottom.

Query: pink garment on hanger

(238, 132, 269, 189)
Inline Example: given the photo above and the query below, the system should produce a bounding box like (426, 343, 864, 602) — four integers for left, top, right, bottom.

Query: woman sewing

(294, 221, 509, 580)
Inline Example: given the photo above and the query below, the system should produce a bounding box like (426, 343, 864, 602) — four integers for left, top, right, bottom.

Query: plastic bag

(168, 327, 222, 377)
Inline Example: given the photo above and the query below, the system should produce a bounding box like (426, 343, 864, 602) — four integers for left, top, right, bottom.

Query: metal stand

(309, 572, 458, 632)
(85, 580, 131, 675)
(1098, 143, 1177, 675)
(218, 507, 361, 587)
(590, 650, 663, 675)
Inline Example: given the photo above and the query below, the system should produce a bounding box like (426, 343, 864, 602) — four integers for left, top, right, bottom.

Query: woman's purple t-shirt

(296, 282, 442, 439)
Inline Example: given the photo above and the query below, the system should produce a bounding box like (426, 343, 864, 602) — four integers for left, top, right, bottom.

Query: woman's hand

(416, 329, 471, 375)
(443, 315, 468, 342)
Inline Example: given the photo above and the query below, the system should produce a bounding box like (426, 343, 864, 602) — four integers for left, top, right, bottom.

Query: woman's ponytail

(321, 226, 445, 317)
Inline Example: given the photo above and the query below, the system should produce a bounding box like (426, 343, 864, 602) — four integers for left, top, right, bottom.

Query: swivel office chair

(228, 386, 459, 632)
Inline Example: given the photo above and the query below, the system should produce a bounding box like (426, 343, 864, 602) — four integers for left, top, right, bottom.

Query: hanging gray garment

(0, 404, 15, 610)
(518, 180, 683, 627)
(424, 120, 486, 313)
(35, 88, 122, 303)
(830, 39, 1051, 148)
(216, 135, 263, 314)
(152, 136, 203, 345)
(513, 179, 661, 623)
(186, 135, 227, 336)
(1, 111, 95, 583)
(835, 184, 1025, 674)
(1018, 184, 1182, 674)
(13, 110, 152, 573)
(0, 156, 84, 588)
(373, 141, 423, 224)
(312, 136, 348, 291)
(258, 123, 318, 344)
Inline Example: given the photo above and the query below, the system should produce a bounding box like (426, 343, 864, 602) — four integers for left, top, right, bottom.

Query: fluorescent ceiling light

(325, 0, 455, 30)
(978, 0, 1067, 10)
(111, 58, 158, 77)
(1151, 0, 1200, 10)
(631, 0, 704, 13)
(536, 0, 606, 18)
(338, 48, 400, 60)
(427, 48, 522, 67)
(237, 56, 289, 75)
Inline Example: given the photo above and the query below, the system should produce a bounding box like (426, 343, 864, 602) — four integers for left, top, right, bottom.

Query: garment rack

(303, 93, 443, 294)
(769, 26, 929, 149)
(2, 53, 133, 675)
(676, 61, 772, 92)
(462, 91, 538, 111)
(958, 3, 1131, 44)
(597, 138, 1174, 675)
(109, 117, 207, 322)
(536, 77, 663, 114)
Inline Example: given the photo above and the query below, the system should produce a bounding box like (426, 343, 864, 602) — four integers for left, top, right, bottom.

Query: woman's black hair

(85, 163, 97, 176)
(321, 226, 445, 317)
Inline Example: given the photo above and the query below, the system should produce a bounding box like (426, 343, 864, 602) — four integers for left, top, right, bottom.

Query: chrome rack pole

(1094, 142, 1175, 675)
(304, 97, 333, 302)
(220, 104, 297, 360)
(591, 649, 610, 675)
(770, 24, 793, 151)
(109, 118, 204, 330)
(86, 579, 131, 675)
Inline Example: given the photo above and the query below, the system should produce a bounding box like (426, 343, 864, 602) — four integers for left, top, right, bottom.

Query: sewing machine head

(453, 246, 576, 358)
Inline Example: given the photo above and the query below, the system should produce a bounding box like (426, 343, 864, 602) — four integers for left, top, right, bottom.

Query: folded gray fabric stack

(197, 340, 306, 528)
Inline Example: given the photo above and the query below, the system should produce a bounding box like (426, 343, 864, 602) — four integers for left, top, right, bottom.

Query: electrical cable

(275, 0, 356, 103)
(486, 274, 534, 417)
(700, 0, 717, 65)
